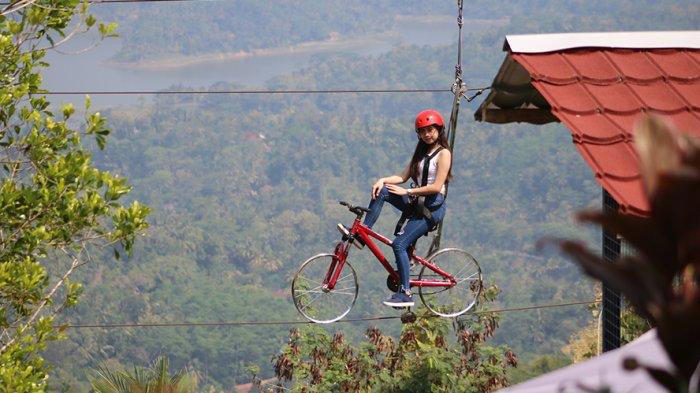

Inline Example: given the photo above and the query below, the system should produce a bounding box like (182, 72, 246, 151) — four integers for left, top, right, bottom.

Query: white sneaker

(382, 291, 415, 308)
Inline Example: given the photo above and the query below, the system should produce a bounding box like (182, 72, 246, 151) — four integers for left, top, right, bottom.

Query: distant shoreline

(105, 30, 401, 70)
(104, 16, 508, 71)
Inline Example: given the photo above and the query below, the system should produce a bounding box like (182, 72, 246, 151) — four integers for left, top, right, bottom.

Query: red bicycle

(292, 201, 483, 323)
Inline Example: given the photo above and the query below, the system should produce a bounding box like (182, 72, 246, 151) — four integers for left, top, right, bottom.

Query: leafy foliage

(0, 1, 147, 392)
(265, 286, 516, 393)
(620, 306, 651, 345)
(90, 356, 197, 393)
(562, 296, 651, 364)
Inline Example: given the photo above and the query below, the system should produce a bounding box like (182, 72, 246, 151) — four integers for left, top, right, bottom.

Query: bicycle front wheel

(418, 248, 482, 317)
(291, 253, 358, 324)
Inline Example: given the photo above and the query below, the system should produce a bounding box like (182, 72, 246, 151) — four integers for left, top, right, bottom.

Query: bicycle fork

(323, 242, 349, 291)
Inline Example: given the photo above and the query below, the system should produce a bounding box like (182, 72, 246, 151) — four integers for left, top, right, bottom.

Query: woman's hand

(371, 179, 385, 199)
(386, 184, 408, 196)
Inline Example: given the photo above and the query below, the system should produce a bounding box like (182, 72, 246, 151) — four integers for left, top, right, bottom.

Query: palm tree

(90, 356, 198, 393)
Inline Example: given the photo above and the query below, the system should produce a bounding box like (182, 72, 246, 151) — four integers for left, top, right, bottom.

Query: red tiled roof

(511, 48, 700, 215)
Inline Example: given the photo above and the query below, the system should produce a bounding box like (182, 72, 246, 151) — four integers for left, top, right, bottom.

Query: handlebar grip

(339, 201, 369, 214)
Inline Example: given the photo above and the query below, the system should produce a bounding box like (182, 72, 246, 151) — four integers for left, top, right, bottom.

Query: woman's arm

(386, 150, 451, 197)
(371, 163, 411, 198)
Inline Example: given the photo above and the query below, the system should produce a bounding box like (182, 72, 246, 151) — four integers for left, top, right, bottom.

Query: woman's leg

(363, 186, 408, 229)
(391, 216, 430, 291)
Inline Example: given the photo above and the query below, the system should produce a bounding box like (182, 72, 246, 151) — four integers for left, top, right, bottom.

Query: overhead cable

(91, 0, 206, 2)
(1, 0, 206, 4)
(60, 299, 599, 329)
(41, 87, 491, 96)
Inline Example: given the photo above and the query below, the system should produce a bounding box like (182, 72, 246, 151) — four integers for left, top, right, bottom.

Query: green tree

(266, 286, 517, 393)
(90, 356, 198, 393)
(0, 1, 147, 392)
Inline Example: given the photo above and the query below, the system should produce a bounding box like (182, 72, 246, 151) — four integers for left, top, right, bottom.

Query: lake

(43, 16, 504, 108)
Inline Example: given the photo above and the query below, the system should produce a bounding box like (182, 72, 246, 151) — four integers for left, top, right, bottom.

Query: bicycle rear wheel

(291, 253, 358, 324)
(418, 248, 482, 317)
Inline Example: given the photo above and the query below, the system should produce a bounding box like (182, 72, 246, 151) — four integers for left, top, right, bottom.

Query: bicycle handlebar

(339, 201, 370, 217)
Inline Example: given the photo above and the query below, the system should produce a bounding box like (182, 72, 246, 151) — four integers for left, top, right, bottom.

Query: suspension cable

(59, 299, 599, 329)
(42, 88, 463, 95)
(0, 0, 206, 5)
(428, 0, 467, 256)
(38, 87, 491, 96)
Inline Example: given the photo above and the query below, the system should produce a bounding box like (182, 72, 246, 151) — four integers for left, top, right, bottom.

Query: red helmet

(414, 109, 444, 130)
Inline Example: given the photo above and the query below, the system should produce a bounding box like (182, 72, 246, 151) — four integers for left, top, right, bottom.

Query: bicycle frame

(323, 216, 456, 290)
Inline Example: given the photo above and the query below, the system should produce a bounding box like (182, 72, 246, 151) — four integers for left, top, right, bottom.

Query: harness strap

(394, 148, 444, 236)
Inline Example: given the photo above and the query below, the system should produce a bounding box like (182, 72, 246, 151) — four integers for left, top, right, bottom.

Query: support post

(602, 189, 621, 352)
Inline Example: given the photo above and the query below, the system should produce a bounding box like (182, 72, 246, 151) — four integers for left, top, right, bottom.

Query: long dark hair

(408, 126, 452, 184)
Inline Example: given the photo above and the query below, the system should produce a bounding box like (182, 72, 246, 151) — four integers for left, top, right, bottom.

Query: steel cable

(1, 0, 207, 5)
(41, 87, 490, 95)
(60, 299, 600, 329)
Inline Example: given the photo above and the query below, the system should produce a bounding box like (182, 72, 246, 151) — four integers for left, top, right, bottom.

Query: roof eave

(504, 30, 700, 54)
(475, 54, 555, 125)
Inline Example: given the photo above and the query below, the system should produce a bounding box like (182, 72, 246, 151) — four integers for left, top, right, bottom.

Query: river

(43, 17, 504, 108)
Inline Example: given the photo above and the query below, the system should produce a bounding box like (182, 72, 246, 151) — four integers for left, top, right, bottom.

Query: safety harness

(394, 147, 444, 236)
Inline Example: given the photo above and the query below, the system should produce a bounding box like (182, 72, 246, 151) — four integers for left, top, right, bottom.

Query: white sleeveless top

(416, 149, 446, 194)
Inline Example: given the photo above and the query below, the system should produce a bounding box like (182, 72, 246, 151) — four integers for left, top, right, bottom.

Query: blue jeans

(363, 186, 446, 291)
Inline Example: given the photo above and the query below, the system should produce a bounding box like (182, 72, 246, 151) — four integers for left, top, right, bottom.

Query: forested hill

(47, 46, 600, 390)
(95, 1, 448, 63)
(45, 1, 700, 391)
(95, 0, 698, 64)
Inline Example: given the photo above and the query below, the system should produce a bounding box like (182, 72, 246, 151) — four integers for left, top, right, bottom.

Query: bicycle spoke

(294, 284, 324, 293)
(335, 272, 354, 283)
(299, 292, 325, 312)
(296, 276, 325, 288)
(298, 290, 324, 307)
(326, 293, 346, 316)
(331, 285, 355, 292)
(326, 291, 355, 296)
(456, 272, 479, 284)
(295, 288, 324, 294)
(452, 264, 477, 279)
(292, 254, 359, 323)
(419, 249, 482, 318)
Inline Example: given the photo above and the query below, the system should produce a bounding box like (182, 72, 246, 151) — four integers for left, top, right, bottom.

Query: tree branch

(0, 246, 81, 354)
(1, 0, 36, 16)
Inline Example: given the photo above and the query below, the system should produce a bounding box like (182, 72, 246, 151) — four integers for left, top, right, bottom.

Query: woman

(364, 109, 452, 307)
